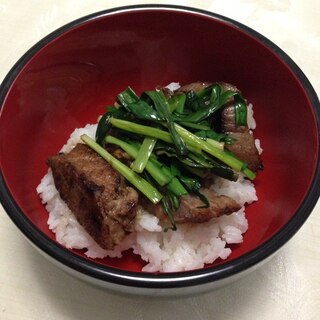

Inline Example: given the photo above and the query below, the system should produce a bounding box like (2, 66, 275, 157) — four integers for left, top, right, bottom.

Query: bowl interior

(0, 7, 319, 273)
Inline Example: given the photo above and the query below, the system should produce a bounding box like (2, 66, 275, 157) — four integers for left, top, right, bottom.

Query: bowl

(0, 5, 319, 296)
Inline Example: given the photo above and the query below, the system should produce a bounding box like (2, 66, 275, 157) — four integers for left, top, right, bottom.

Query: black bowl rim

(1, 4, 320, 289)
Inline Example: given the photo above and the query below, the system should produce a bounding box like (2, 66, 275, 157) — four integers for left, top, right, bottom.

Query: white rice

(36, 123, 258, 272)
(165, 82, 181, 92)
(247, 103, 263, 155)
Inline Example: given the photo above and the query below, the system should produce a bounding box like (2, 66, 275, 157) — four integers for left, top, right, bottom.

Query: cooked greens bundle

(81, 83, 255, 229)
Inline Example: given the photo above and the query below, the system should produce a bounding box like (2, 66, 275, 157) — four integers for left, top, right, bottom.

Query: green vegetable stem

(81, 134, 163, 204)
(91, 83, 258, 227)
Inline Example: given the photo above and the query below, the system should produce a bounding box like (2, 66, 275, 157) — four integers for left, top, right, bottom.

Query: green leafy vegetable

(146, 90, 188, 156)
(126, 100, 162, 122)
(105, 135, 188, 196)
(81, 134, 163, 204)
(131, 137, 157, 173)
(168, 92, 186, 113)
(117, 86, 139, 109)
(96, 112, 112, 145)
(105, 135, 171, 186)
(234, 94, 248, 126)
(92, 82, 258, 229)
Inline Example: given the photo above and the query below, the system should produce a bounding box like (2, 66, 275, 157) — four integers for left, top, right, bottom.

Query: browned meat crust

(143, 188, 241, 224)
(219, 84, 263, 172)
(178, 81, 213, 93)
(47, 143, 139, 250)
(174, 190, 241, 223)
(178, 81, 238, 95)
(221, 101, 247, 133)
(226, 130, 263, 172)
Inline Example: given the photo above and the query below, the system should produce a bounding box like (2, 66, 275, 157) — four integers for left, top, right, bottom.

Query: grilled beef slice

(221, 101, 263, 172)
(178, 81, 213, 93)
(47, 143, 139, 250)
(174, 190, 241, 223)
(142, 188, 241, 224)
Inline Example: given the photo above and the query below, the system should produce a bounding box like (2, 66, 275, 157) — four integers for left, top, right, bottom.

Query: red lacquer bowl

(1, 5, 319, 296)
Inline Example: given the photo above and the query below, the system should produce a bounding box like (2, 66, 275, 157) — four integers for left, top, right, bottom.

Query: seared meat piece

(226, 130, 262, 172)
(218, 81, 240, 94)
(178, 81, 213, 93)
(219, 83, 263, 172)
(47, 143, 139, 250)
(107, 146, 132, 167)
(143, 189, 241, 224)
(174, 190, 241, 223)
(178, 81, 238, 95)
(221, 101, 246, 133)
(222, 101, 263, 171)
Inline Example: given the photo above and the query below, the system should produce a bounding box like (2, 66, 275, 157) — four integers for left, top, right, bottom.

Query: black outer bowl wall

(0, 4, 320, 290)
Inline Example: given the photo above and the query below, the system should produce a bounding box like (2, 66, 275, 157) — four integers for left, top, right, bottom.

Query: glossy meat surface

(47, 143, 138, 249)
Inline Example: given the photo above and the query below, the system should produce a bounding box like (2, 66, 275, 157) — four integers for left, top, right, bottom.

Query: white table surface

(1, 1, 319, 319)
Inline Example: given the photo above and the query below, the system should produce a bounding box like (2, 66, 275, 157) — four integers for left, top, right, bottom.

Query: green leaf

(131, 137, 157, 173)
(146, 90, 188, 156)
(179, 84, 240, 123)
(195, 130, 234, 144)
(168, 92, 186, 113)
(95, 112, 112, 145)
(81, 134, 163, 204)
(127, 100, 162, 121)
(234, 94, 248, 126)
(105, 135, 171, 186)
(161, 196, 177, 231)
(117, 87, 139, 110)
(178, 175, 209, 208)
